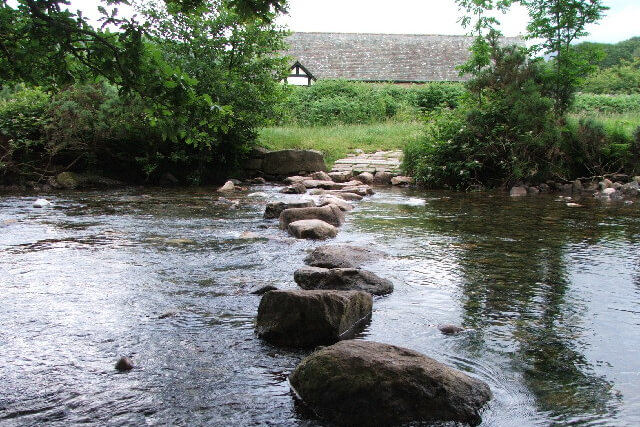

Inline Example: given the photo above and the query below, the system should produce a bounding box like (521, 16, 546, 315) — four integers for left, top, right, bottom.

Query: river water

(1, 185, 639, 426)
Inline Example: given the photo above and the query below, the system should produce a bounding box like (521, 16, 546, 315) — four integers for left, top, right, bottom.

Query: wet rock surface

(294, 266, 393, 296)
(279, 205, 345, 229)
(304, 244, 386, 269)
(289, 340, 492, 426)
(287, 219, 338, 240)
(255, 290, 372, 348)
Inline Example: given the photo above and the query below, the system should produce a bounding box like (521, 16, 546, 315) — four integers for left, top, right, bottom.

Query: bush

(561, 118, 635, 177)
(572, 94, 640, 114)
(404, 43, 560, 189)
(0, 86, 50, 180)
(581, 60, 640, 94)
(281, 80, 466, 126)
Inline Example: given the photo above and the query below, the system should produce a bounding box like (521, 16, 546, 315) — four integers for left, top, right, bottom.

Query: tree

(521, 0, 608, 117)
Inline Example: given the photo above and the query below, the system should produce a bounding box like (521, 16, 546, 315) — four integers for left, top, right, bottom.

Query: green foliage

(522, 0, 608, 116)
(259, 122, 422, 167)
(572, 94, 640, 114)
(404, 42, 560, 189)
(281, 80, 465, 126)
(581, 59, 640, 94)
(561, 118, 637, 177)
(574, 36, 640, 69)
(0, 86, 49, 178)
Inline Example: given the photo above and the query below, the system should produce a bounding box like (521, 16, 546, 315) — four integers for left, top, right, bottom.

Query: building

(284, 32, 524, 86)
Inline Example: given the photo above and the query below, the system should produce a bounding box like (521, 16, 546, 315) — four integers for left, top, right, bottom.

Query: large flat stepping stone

(255, 290, 372, 348)
(288, 219, 338, 240)
(279, 205, 345, 229)
(264, 201, 315, 219)
(304, 244, 386, 268)
(289, 340, 492, 426)
(294, 266, 393, 296)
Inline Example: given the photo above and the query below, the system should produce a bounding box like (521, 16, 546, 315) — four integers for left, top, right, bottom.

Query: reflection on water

(1, 187, 639, 425)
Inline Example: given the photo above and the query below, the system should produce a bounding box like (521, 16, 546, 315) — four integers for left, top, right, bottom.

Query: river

(1, 185, 639, 426)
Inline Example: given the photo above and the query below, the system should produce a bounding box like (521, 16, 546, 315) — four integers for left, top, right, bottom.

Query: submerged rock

(288, 219, 338, 240)
(294, 266, 393, 296)
(115, 356, 134, 371)
(279, 205, 345, 229)
(289, 340, 492, 426)
(304, 244, 386, 269)
(438, 324, 465, 335)
(264, 201, 315, 219)
(256, 290, 372, 348)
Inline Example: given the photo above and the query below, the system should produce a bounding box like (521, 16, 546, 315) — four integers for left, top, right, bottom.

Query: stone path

(331, 150, 403, 174)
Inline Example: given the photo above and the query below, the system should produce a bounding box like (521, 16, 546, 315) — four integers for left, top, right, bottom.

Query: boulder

(289, 340, 492, 426)
(294, 266, 393, 296)
(373, 171, 392, 185)
(262, 150, 326, 176)
(355, 172, 374, 185)
(509, 186, 528, 197)
(255, 290, 372, 348)
(527, 186, 540, 195)
(250, 177, 267, 184)
(302, 179, 341, 190)
(288, 219, 338, 240)
(328, 171, 353, 183)
(264, 201, 315, 219)
(304, 244, 386, 269)
(310, 171, 332, 181)
(279, 205, 345, 229)
(599, 179, 613, 191)
(391, 176, 413, 186)
(283, 175, 307, 185)
(318, 196, 353, 212)
(217, 180, 235, 192)
(280, 182, 306, 194)
(56, 172, 122, 189)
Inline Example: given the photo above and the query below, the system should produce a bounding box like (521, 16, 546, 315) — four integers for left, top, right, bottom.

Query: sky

(277, 0, 640, 44)
(58, 0, 639, 45)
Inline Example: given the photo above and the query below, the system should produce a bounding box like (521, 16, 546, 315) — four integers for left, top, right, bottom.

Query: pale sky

(60, 0, 639, 44)
(278, 0, 640, 44)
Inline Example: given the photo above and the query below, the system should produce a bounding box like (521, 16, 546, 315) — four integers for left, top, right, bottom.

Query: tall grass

(258, 122, 422, 167)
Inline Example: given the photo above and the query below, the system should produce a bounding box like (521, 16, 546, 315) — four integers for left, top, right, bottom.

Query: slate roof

(284, 32, 524, 83)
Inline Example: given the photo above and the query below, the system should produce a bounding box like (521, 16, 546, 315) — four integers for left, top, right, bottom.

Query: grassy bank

(568, 111, 640, 138)
(258, 122, 422, 167)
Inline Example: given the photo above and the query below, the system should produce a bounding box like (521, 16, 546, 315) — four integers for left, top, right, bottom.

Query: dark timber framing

(288, 61, 315, 86)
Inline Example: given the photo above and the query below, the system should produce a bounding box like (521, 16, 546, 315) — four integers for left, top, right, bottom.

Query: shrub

(281, 80, 466, 126)
(581, 60, 640, 94)
(404, 43, 560, 189)
(0, 86, 50, 180)
(572, 94, 640, 114)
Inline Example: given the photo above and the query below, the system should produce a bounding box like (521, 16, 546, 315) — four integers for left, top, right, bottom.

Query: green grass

(258, 121, 422, 167)
(568, 111, 640, 137)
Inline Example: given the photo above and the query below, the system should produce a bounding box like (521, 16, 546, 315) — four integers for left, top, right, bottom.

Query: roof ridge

(289, 31, 524, 39)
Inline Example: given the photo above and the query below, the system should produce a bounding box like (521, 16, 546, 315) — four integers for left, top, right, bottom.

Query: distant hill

(574, 37, 640, 68)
